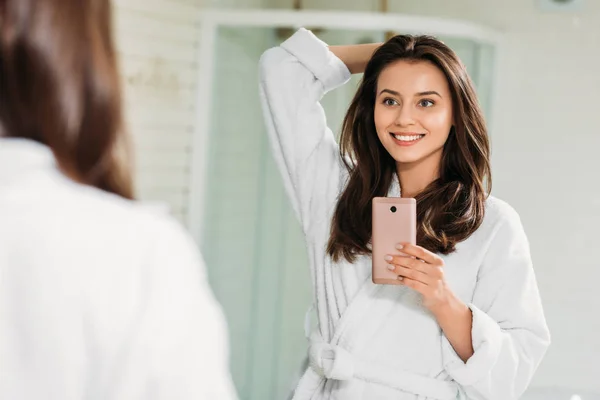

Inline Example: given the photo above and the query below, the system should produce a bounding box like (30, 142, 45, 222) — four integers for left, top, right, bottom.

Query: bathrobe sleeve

(111, 219, 238, 400)
(442, 205, 551, 400)
(258, 28, 351, 233)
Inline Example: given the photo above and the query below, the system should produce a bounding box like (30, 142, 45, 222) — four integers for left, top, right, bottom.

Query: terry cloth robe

(0, 138, 238, 400)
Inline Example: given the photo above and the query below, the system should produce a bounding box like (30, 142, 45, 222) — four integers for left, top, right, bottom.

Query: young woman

(259, 28, 550, 400)
(0, 1, 236, 398)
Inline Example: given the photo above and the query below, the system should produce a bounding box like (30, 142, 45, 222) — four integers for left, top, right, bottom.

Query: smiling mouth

(390, 133, 426, 142)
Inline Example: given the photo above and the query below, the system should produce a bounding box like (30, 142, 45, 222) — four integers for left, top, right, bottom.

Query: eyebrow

(378, 89, 443, 98)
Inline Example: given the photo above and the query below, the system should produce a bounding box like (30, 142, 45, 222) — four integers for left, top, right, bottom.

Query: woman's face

(374, 59, 454, 166)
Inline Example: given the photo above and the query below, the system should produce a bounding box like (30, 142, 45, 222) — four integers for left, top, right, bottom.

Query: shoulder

(484, 195, 522, 226)
(57, 178, 199, 260)
(481, 195, 529, 246)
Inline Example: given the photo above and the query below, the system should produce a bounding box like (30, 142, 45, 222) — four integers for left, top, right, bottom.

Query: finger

(398, 276, 428, 293)
(387, 264, 430, 284)
(388, 255, 430, 274)
(385, 255, 444, 281)
(396, 243, 443, 265)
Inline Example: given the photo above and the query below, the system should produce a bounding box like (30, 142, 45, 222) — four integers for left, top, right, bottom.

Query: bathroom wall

(112, 0, 205, 223)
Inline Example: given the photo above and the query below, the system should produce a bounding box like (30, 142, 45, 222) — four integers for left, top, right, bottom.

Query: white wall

(112, 0, 205, 224)
(274, 0, 600, 392)
(111, 0, 267, 223)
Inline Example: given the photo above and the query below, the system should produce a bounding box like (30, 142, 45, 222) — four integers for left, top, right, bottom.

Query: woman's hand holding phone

(384, 243, 451, 313)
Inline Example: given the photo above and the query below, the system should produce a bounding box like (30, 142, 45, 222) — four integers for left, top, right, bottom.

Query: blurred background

(111, 0, 599, 398)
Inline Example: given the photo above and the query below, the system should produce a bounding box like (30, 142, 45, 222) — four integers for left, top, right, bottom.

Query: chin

(387, 149, 426, 165)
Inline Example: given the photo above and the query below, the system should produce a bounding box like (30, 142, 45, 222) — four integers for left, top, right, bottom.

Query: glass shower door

(201, 26, 313, 400)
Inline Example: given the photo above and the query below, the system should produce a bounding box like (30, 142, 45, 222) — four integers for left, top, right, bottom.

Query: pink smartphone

(371, 197, 417, 285)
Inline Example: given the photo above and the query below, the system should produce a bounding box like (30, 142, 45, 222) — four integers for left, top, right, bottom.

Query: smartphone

(371, 197, 417, 285)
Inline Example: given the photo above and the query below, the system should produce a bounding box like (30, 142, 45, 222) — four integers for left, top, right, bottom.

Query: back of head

(0, 0, 134, 199)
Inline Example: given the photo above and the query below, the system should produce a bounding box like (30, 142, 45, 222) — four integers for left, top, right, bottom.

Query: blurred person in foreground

(0, 0, 237, 399)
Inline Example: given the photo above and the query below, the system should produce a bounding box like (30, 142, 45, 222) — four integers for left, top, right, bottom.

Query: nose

(395, 104, 416, 127)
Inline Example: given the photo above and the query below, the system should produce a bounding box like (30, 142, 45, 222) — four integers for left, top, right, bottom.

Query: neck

(396, 150, 442, 198)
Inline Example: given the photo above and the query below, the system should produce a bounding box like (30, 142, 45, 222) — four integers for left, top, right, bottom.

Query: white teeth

(393, 134, 424, 142)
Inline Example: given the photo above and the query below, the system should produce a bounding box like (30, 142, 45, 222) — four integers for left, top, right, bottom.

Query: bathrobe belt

(308, 334, 460, 400)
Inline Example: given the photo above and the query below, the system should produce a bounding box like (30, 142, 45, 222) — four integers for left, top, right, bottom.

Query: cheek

(423, 110, 452, 138)
(374, 106, 395, 135)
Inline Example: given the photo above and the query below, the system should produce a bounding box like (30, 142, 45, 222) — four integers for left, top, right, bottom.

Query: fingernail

(397, 276, 403, 281)
(384, 255, 393, 261)
(387, 264, 395, 271)
(396, 244, 404, 250)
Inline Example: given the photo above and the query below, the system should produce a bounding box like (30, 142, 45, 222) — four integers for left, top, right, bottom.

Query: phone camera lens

(390, 206, 397, 213)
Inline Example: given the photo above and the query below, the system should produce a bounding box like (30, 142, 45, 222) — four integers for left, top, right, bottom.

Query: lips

(389, 132, 426, 145)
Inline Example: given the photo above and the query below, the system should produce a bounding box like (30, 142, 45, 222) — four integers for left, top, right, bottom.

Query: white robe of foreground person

(0, 138, 238, 400)
(259, 28, 550, 400)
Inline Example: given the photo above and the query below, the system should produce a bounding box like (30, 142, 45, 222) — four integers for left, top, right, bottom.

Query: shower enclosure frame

(187, 8, 504, 243)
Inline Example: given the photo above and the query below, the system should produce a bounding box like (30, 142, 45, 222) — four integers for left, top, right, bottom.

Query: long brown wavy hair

(0, 0, 134, 199)
(327, 35, 491, 262)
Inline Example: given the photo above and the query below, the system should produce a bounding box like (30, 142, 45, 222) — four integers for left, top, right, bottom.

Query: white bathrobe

(259, 28, 550, 400)
(0, 138, 238, 400)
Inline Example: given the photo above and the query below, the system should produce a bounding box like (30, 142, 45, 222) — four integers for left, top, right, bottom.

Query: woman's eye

(419, 99, 435, 107)
(383, 98, 398, 106)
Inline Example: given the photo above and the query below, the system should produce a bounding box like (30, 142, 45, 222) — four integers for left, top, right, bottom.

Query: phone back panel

(371, 197, 417, 285)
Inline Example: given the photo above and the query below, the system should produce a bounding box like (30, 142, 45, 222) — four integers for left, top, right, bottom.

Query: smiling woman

(329, 34, 490, 260)
(259, 28, 549, 400)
